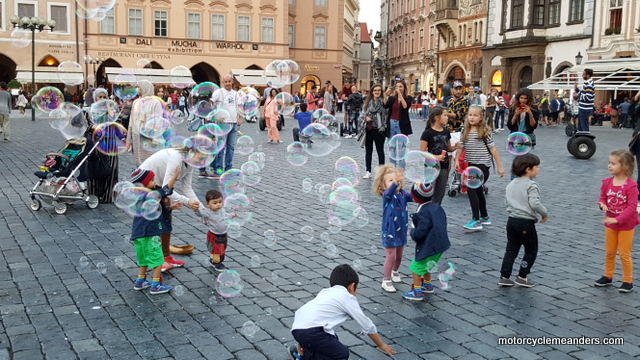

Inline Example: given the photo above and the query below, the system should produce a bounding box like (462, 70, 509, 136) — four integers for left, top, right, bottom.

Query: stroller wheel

(30, 198, 42, 211)
(484, 186, 489, 195)
(53, 201, 67, 215)
(448, 189, 457, 197)
(86, 195, 99, 209)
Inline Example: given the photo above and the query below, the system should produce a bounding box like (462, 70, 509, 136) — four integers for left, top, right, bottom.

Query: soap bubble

(220, 169, 246, 196)
(33, 87, 63, 113)
(223, 194, 252, 225)
(334, 157, 360, 186)
(329, 225, 342, 234)
(274, 92, 296, 115)
(326, 244, 339, 258)
(48, 109, 70, 130)
(404, 151, 441, 184)
(11, 28, 31, 48)
(312, 109, 330, 120)
(236, 87, 261, 117)
(114, 257, 124, 269)
(320, 232, 331, 246)
(327, 199, 361, 227)
(263, 229, 277, 247)
(300, 226, 314, 241)
(242, 320, 260, 338)
(139, 117, 171, 139)
(277, 60, 301, 85)
(354, 208, 370, 227)
(195, 124, 226, 154)
(240, 161, 262, 186)
(248, 152, 266, 170)
(174, 285, 185, 296)
(136, 58, 152, 75)
(90, 99, 120, 124)
(57, 61, 83, 86)
(59, 112, 88, 140)
(188, 82, 219, 117)
(216, 270, 243, 298)
(208, 295, 218, 305)
(286, 142, 308, 166)
(427, 261, 439, 273)
(96, 262, 106, 274)
(506, 132, 533, 155)
(462, 166, 484, 189)
(236, 135, 255, 156)
(300, 123, 335, 157)
(170, 65, 194, 89)
(79, 256, 89, 267)
(113, 74, 139, 100)
(387, 134, 410, 161)
(265, 308, 273, 316)
(208, 109, 234, 136)
(169, 109, 186, 124)
(228, 221, 242, 239)
(170, 135, 187, 148)
(93, 122, 128, 155)
(302, 178, 313, 193)
(250, 255, 261, 267)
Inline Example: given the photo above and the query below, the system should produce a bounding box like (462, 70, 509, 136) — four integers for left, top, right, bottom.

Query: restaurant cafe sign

(124, 38, 254, 51)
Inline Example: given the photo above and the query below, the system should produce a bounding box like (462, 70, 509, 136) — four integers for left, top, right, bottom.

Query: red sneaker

(461, 185, 467, 194)
(160, 262, 174, 273)
(164, 255, 184, 267)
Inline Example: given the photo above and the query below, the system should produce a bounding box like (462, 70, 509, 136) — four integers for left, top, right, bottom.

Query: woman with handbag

(383, 80, 413, 168)
(126, 80, 165, 166)
(360, 84, 388, 179)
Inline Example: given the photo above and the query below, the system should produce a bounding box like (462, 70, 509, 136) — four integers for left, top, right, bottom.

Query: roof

(360, 23, 372, 43)
(528, 58, 640, 91)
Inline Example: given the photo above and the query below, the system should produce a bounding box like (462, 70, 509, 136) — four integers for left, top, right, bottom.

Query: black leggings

(365, 129, 386, 172)
(500, 217, 538, 278)
(467, 163, 490, 220)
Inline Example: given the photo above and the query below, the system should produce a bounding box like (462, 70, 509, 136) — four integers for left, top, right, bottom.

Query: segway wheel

(259, 117, 266, 131)
(277, 118, 283, 131)
(448, 189, 457, 197)
(565, 124, 576, 137)
(570, 136, 597, 159)
(566, 137, 575, 152)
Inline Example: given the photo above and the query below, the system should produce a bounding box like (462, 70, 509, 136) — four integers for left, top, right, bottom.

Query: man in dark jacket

(345, 86, 363, 138)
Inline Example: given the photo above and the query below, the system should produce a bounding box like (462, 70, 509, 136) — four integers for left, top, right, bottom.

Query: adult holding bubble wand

(138, 144, 206, 271)
(126, 80, 165, 166)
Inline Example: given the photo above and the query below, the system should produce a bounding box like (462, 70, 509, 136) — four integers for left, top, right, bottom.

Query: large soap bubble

(286, 142, 308, 166)
(506, 132, 533, 155)
(240, 161, 262, 186)
(387, 134, 409, 161)
(188, 82, 219, 118)
(93, 122, 128, 155)
(170, 66, 193, 89)
(113, 74, 138, 100)
(33, 87, 64, 113)
(220, 169, 246, 196)
(300, 123, 335, 157)
(236, 87, 261, 117)
(274, 92, 296, 116)
(404, 151, 441, 184)
(90, 99, 120, 124)
(223, 194, 252, 225)
(462, 166, 484, 189)
(216, 270, 243, 298)
(334, 157, 360, 186)
(57, 61, 83, 86)
(236, 135, 255, 156)
(59, 112, 88, 140)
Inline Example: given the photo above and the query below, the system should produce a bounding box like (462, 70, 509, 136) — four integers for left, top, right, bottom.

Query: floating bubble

(138, 117, 170, 139)
(240, 161, 262, 186)
(113, 181, 135, 193)
(250, 255, 261, 267)
(312, 109, 330, 120)
(228, 221, 242, 239)
(300, 123, 335, 157)
(236, 87, 261, 117)
(265, 308, 273, 316)
(96, 262, 106, 274)
(33, 87, 63, 113)
(300, 225, 314, 241)
(220, 169, 246, 196)
(352, 259, 363, 271)
(334, 157, 360, 186)
(93, 122, 128, 156)
(302, 178, 313, 193)
(265, 60, 288, 88)
(327, 199, 361, 227)
(236, 135, 255, 156)
(271, 271, 279, 280)
(506, 132, 533, 155)
(332, 178, 353, 190)
(387, 134, 410, 161)
(404, 151, 441, 184)
(195, 124, 226, 154)
(170, 65, 193, 89)
(86, 74, 96, 85)
(90, 99, 120, 124)
(114, 257, 124, 269)
(113, 74, 139, 100)
(242, 320, 260, 338)
(427, 260, 439, 274)
(115, 186, 160, 217)
(79, 256, 89, 267)
(188, 82, 219, 117)
(208, 109, 234, 136)
(10, 28, 31, 48)
(48, 109, 70, 130)
(263, 229, 277, 247)
(223, 194, 253, 225)
(174, 285, 184, 296)
(248, 152, 266, 170)
(354, 208, 370, 227)
(462, 166, 484, 189)
(57, 61, 83, 86)
(326, 244, 339, 258)
(141, 138, 168, 153)
(274, 92, 296, 115)
(169, 109, 186, 124)
(91, 9, 108, 21)
(329, 225, 342, 234)
(215, 270, 243, 298)
(318, 184, 333, 204)
(286, 142, 308, 166)
(59, 111, 88, 140)
(320, 232, 331, 246)
(276, 60, 301, 85)
(136, 58, 152, 75)
(169, 135, 187, 148)
(208, 295, 218, 305)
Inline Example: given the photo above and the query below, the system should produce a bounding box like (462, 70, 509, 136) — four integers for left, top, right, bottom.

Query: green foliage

(7, 79, 22, 89)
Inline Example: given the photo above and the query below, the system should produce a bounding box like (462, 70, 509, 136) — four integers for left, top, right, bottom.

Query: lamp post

(575, 52, 583, 66)
(10, 15, 55, 122)
(84, 56, 105, 87)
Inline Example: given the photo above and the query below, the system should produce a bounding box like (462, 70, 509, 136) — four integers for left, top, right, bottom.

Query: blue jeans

(389, 119, 405, 168)
(213, 123, 237, 172)
(348, 111, 359, 135)
(578, 109, 592, 132)
(422, 105, 429, 120)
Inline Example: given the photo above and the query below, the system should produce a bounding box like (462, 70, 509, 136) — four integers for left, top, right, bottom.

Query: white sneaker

(391, 271, 402, 283)
(381, 280, 396, 292)
(362, 171, 371, 179)
(344, 133, 350, 138)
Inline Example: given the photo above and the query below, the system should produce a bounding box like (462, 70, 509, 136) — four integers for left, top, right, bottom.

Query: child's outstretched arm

(488, 146, 504, 177)
(367, 333, 396, 357)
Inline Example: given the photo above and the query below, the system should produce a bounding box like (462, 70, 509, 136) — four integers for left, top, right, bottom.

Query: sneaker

(515, 277, 536, 288)
(594, 276, 613, 287)
(150, 279, 172, 295)
(212, 262, 228, 272)
(215, 169, 224, 175)
(362, 171, 372, 179)
(381, 280, 396, 292)
(421, 282, 435, 294)
(619, 282, 634, 293)
(198, 171, 211, 179)
(237, 131, 244, 136)
(391, 271, 402, 283)
(463, 219, 483, 231)
(498, 277, 515, 286)
(287, 344, 302, 360)
(345, 134, 353, 139)
(160, 262, 174, 273)
(479, 217, 492, 225)
(164, 255, 184, 268)
(133, 278, 152, 291)
(402, 288, 424, 301)
(277, 140, 283, 143)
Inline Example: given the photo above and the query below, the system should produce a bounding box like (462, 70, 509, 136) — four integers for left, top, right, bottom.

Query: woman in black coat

(507, 88, 539, 150)
(383, 80, 413, 168)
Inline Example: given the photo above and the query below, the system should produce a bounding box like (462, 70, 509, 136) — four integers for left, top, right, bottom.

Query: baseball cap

(453, 81, 464, 88)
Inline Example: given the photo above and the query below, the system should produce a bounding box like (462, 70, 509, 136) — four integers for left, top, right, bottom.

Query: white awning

(104, 67, 195, 86)
(16, 66, 84, 85)
(231, 69, 278, 86)
(528, 58, 640, 91)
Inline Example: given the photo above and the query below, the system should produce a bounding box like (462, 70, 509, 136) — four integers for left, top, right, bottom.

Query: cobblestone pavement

(1, 110, 639, 360)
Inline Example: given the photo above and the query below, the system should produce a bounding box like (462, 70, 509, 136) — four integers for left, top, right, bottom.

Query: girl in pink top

(596, 150, 639, 293)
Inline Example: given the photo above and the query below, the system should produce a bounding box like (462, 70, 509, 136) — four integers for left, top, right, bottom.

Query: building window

(261, 17, 274, 43)
(609, 0, 623, 29)
(0, 1, 4, 29)
(187, 13, 201, 39)
(313, 26, 326, 49)
(569, 0, 584, 22)
(18, 3, 35, 18)
(500, 0, 508, 32)
(511, 0, 524, 28)
(288, 24, 294, 47)
(211, 14, 225, 40)
(548, 0, 561, 25)
(532, 0, 544, 26)
(289, 0, 294, 4)
(100, 8, 115, 34)
(238, 16, 250, 41)
(154, 10, 167, 37)
(49, 4, 68, 33)
(128, 8, 142, 36)
(315, 0, 327, 6)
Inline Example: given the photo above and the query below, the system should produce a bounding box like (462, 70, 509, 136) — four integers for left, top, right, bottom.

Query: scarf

(365, 98, 385, 129)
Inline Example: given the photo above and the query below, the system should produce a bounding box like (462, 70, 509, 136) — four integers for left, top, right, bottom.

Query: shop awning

(16, 66, 84, 85)
(104, 67, 195, 86)
(231, 69, 278, 86)
(528, 58, 640, 91)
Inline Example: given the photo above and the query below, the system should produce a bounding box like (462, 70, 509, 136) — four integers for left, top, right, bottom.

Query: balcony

(434, 0, 458, 20)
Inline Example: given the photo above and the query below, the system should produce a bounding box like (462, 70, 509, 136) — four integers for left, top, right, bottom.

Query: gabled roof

(360, 23, 372, 43)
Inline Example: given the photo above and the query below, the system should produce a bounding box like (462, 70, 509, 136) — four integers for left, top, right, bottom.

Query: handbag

(87, 152, 112, 179)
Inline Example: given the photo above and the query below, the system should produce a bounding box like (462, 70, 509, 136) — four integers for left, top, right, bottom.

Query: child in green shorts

(130, 167, 181, 295)
(402, 183, 451, 301)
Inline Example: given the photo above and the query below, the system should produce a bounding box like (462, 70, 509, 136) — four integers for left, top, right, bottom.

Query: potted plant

(604, 28, 613, 35)
(613, 27, 621, 34)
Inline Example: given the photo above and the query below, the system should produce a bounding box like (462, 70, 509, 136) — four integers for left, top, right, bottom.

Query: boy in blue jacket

(402, 183, 451, 301)
(130, 167, 181, 295)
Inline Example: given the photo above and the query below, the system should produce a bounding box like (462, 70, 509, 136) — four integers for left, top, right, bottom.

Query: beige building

(355, 23, 374, 91)
(341, 0, 360, 85)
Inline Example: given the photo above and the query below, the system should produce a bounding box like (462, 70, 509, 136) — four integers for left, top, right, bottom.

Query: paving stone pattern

(0, 111, 639, 359)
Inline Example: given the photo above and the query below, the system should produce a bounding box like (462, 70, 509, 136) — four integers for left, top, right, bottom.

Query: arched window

(448, 66, 465, 81)
(519, 66, 533, 88)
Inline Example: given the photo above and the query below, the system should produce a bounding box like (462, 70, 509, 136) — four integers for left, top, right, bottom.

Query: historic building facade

(355, 23, 374, 91)
(588, 0, 640, 60)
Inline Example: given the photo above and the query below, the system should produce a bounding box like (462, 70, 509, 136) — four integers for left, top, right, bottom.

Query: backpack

(317, 95, 324, 109)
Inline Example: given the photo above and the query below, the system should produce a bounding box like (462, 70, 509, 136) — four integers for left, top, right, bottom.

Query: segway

(565, 123, 576, 137)
(258, 116, 283, 131)
(567, 131, 596, 159)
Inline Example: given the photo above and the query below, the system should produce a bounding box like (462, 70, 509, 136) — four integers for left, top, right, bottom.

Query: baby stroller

(29, 135, 100, 214)
(447, 149, 489, 197)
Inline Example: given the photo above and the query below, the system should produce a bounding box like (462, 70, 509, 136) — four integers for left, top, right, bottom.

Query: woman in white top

(421, 91, 430, 120)
(126, 80, 165, 166)
(323, 84, 335, 115)
(16, 91, 27, 116)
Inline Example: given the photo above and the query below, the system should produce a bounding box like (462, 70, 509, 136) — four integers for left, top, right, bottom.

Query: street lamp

(10, 14, 56, 122)
(84, 56, 105, 87)
(575, 52, 583, 66)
